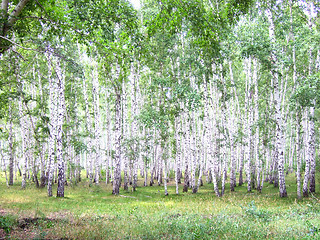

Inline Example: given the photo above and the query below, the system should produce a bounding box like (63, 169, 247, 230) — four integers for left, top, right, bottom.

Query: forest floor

(0, 172, 320, 239)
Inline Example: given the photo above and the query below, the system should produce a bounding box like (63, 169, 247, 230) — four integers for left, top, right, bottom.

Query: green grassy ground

(0, 172, 319, 239)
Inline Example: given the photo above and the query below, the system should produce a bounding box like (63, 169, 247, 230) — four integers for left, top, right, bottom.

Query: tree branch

(0, 35, 41, 52)
(34, 0, 53, 24)
(8, 0, 31, 26)
(12, 49, 26, 61)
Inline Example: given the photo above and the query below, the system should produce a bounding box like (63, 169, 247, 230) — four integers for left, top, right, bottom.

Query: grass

(0, 172, 320, 239)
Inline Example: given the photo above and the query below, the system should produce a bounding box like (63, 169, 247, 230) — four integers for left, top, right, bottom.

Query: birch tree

(266, 7, 287, 197)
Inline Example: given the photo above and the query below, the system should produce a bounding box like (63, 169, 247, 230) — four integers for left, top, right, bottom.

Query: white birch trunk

(191, 111, 197, 193)
(19, 88, 28, 189)
(229, 61, 237, 191)
(210, 81, 220, 197)
(83, 76, 93, 184)
(56, 58, 66, 198)
(253, 58, 262, 192)
(112, 92, 122, 195)
(47, 50, 57, 197)
(131, 70, 138, 191)
(266, 8, 287, 197)
(106, 99, 112, 185)
(244, 57, 252, 192)
(92, 64, 101, 185)
(296, 110, 302, 199)
(183, 109, 190, 192)
(162, 145, 168, 196)
(175, 114, 181, 194)
(8, 104, 14, 186)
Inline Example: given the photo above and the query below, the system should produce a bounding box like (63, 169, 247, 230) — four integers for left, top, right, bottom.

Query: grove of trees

(0, 0, 319, 199)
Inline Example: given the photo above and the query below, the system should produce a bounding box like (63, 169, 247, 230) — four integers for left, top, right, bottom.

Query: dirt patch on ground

(0, 209, 72, 239)
(0, 208, 12, 216)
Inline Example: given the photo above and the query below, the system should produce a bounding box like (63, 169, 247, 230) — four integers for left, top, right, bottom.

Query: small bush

(241, 201, 271, 222)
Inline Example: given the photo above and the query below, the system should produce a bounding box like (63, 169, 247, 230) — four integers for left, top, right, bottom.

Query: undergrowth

(0, 172, 319, 239)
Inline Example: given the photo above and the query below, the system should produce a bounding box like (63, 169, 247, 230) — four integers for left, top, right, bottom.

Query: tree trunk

(162, 145, 168, 196)
(253, 58, 262, 192)
(92, 64, 101, 185)
(296, 110, 302, 199)
(82, 74, 93, 185)
(112, 92, 122, 195)
(19, 96, 28, 189)
(244, 57, 252, 192)
(56, 59, 66, 198)
(8, 108, 14, 186)
(175, 114, 181, 194)
(266, 8, 287, 197)
(239, 144, 244, 186)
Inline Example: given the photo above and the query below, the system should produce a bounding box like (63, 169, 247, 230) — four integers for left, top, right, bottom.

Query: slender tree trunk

(221, 128, 227, 196)
(56, 59, 66, 198)
(163, 145, 168, 196)
(306, 3, 316, 194)
(144, 162, 148, 187)
(244, 57, 252, 192)
(239, 144, 244, 186)
(191, 112, 197, 194)
(0, 141, 9, 187)
(183, 111, 190, 192)
(210, 81, 221, 197)
(82, 74, 93, 185)
(132, 74, 139, 191)
(296, 110, 302, 199)
(106, 100, 112, 185)
(175, 114, 181, 194)
(112, 92, 122, 195)
(19, 95, 28, 189)
(266, 8, 287, 197)
(92, 64, 101, 185)
(47, 51, 57, 196)
(8, 105, 14, 186)
(253, 59, 262, 192)
(150, 130, 156, 186)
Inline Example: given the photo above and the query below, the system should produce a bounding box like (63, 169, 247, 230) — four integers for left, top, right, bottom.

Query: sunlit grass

(0, 171, 319, 239)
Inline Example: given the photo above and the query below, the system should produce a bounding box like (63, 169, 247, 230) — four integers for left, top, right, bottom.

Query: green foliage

(123, 136, 140, 160)
(241, 200, 271, 222)
(291, 73, 320, 108)
(0, 215, 17, 234)
(147, 0, 253, 55)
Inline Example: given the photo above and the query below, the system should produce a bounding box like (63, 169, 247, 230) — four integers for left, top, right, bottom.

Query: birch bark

(244, 57, 252, 192)
(266, 8, 287, 197)
(307, 3, 316, 194)
(296, 110, 302, 199)
(253, 58, 262, 192)
(175, 114, 181, 194)
(92, 64, 101, 185)
(19, 83, 28, 189)
(183, 110, 190, 192)
(228, 61, 238, 191)
(8, 104, 14, 186)
(210, 81, 220, 197)
(47, 50, 57, 197)
(83, 76, 93, 184)
(112, 92, 122, 195)
(56, 58, 66, 198)
(131, 70, 138, 191)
